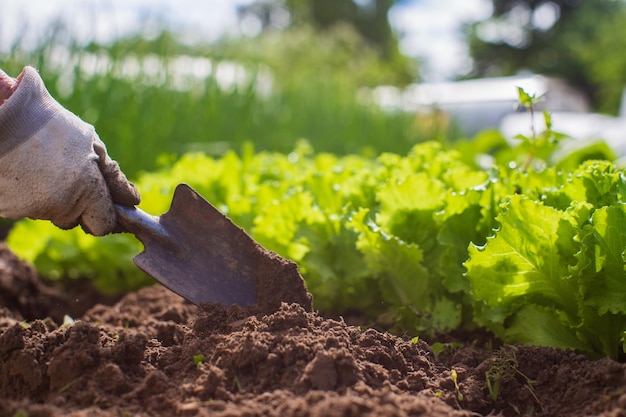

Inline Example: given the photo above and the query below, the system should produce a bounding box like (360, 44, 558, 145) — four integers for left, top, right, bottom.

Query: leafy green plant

(6, 136, 625, 357)
(465, 161, 626, 358)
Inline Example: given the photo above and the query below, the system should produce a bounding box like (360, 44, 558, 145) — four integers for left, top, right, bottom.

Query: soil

(1, 242, 625, 417)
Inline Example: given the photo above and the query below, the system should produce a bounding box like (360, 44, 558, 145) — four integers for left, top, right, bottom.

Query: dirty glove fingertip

(79, 200, 117, 236)
(93, 138, 141, 207)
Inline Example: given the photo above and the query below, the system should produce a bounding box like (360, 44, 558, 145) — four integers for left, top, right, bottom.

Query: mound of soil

(0, 242, 625, 417)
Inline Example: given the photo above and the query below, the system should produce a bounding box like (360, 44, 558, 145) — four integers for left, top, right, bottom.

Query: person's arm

(0, 66, 140, 236)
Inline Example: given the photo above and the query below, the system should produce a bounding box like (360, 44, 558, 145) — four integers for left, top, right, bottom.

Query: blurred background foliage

(2, 0, 626, 180)
(467, 0, 626, 114)
(0, 0, 424, 180)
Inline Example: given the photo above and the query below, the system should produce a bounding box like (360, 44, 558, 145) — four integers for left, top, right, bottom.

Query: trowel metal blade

(117, 184, 257, 307)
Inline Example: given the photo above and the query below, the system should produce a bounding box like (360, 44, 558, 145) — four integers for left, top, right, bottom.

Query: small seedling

(515, 86, 566, 171)
(410, 336, 419, 345)
(451, 369, 464, 401)
(58, 379, 77, 393)
(61, 315, 75, 328)
(234, 374, 243, 392)
(485, 360, 506, 402)
(193, 354, 205, 367)
(484, 347, 541, 409)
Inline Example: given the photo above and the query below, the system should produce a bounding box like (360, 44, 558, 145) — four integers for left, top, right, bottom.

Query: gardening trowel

(114, 183, 312, 311)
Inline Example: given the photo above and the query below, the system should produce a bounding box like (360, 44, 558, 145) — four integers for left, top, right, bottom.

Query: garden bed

(0, 243, 624, 417)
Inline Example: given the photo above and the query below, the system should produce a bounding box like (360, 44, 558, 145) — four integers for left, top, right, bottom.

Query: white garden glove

(0, 66, 140, 236)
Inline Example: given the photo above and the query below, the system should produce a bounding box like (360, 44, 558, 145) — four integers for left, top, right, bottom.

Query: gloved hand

(0, 66, 140, 236)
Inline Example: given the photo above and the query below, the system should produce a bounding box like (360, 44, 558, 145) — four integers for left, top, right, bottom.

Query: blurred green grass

(1, 26, 443, 179)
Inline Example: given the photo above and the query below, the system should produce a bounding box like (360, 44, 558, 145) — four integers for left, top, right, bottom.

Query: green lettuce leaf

(348, 208, 430, 307)
(467, 195, 575, 311)
(581, 205, 626, 314)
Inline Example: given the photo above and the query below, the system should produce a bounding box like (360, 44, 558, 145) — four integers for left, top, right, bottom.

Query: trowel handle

(114, 204, 173, 249)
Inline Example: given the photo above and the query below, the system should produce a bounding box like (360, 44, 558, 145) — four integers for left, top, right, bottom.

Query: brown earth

(0, 242, 625, 417)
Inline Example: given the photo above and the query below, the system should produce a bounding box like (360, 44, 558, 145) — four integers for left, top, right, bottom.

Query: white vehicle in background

(370, 74, 626, 159)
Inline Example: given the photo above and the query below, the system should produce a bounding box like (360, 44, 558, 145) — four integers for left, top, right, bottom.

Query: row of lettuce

(7, 134, 626, 359)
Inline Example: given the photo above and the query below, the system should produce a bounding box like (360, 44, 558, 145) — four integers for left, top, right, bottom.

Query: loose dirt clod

(0, 242, 625, 417)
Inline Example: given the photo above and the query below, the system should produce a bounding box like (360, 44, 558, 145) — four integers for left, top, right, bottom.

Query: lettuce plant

(465, 161, 626, 358)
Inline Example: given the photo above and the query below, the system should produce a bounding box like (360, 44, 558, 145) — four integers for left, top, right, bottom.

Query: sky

(0, 0, 493, 81)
